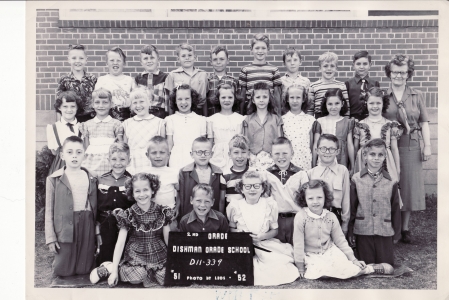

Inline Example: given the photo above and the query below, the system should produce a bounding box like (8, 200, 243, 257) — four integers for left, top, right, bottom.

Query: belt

(279, 212, 296, 218)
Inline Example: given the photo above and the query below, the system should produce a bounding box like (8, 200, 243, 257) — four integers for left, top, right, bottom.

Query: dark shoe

(369, 263, 394, 275)
(401, 230, 411, 244)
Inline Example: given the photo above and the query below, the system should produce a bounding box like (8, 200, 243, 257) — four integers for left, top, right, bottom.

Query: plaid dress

(116, 203, 174, 285)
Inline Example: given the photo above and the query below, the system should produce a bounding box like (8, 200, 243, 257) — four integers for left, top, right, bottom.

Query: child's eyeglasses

(391, 71, 408, 77)
(318, 146, 338, 154)
(192, 150, 211, 156)
(243, 184, 262, 190)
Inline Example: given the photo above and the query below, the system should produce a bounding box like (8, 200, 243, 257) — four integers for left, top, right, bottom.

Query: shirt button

(373, 199, 376, 202)
(114, 190, 116, 193)
(114, 199, 116, 202)
(373, 213, 376, 217)
(203, 228, 205, 231)
(373, 185, 377, 188)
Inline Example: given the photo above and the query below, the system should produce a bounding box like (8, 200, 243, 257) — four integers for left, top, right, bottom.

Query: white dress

(122, 115, 165, 175)
(282, 111, 315, 170)
(207, 112, 245, 170)
(227, 197, 299, 286)
(166, 112, 207, 171)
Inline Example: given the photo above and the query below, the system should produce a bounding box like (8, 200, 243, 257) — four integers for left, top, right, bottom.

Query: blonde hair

(318, 51, 338, 67)
(176, 43, 195, 56)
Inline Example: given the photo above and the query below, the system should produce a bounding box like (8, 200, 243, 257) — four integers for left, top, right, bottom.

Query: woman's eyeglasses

(242, 183, 262, 190)
(318, 146, 338, 154)
(391, 71, 408, 77)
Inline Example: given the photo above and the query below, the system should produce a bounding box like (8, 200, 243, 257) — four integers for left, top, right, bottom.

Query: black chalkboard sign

(164, 232, 254, 286)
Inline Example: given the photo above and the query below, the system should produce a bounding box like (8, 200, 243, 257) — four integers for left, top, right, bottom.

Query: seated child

(179, 183, 229, 233)
(178, 137, 223, 224)
(142, 136, 180, 229)
(45, 136, 98, 277)
(308, 134, 350, 234)
(227, 170, 299, 286)
(293, 179, 393, 279)
(348, 139, 401, 267)
(106, 173, 174, 287)
(266, 137, 303, 244)
(134, 44, 169, 119)
(95, 142, 133, 266)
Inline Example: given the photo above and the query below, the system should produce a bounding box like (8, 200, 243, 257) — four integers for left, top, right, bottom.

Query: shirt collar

(101, 170, 132, 180)
(386, 85, 417, 97)
(60, 118, 78, 125)
(175, 111, 195, 118)
(173, 67, 204, 76)
(93, 115, 112, 123)
(141, 70, 160, 76)
(186, 209, 219, 224)
(304, 207, 329, 219)
(360, 167, 392, 181)
(267, 163, 301, 173)
(209, 72, 229, 79)
(68, 71, 87, 80)
(133, 114, 155, 121)
(355, 74, 370, 83)
(284, 73, 300, 78)
(182, 162, 222, 174)
(316, 159, 339, 175)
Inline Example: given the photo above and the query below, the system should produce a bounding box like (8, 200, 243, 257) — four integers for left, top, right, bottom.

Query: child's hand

(353, 260, 366, 269)
(298, 272, 305, 279)
(348, 234, 356, 247)
(48, 242, 60, 254)
(96, 235, 103, 246)
(393, 239, 399, 244)
(173, 204, 180, 219)
(108, 270, 119, 287)
(250, 233, 264, 243)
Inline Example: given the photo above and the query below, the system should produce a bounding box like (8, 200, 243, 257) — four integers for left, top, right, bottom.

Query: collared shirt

(179, 209, 229, 233)
(57, 71, 97, 115)
(280, 73, 311, 100)
(307, 160, 350, 232)
(46, 118, 82, 151)
(307, 78, 349, 116)
(238, 63, 282, 102)
(266, 163, 302, 184)
(97, 170, 133, 214)
(165, 67, 208, 107)
(79, 115, 123, 139)
(345, 75, 380, 117)
(135, 70, 169, 109)
(267, 170, 308, 213)
(348, 167, 401, 239)
(140, 166, 179, 208)
(207, 73, 239, 105)
(243, 113, 283, 154)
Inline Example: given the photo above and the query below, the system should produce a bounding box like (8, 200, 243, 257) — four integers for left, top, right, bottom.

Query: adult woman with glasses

(383, 54, 432, 244)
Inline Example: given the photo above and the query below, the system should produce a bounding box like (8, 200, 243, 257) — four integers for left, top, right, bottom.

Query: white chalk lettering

(172, 245, 202, 253)
(227, 246, 250, 253)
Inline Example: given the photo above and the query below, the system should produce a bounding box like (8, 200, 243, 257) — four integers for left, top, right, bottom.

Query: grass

(34, 195, 437, 289)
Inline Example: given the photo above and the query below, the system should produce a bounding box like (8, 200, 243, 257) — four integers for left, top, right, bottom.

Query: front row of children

(46, 129, 400, 287)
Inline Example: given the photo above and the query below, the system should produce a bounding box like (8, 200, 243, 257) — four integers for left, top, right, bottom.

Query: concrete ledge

(425, 184, 437, 195)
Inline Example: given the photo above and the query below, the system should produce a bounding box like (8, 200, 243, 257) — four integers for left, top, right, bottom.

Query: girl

(353, 87, 402, 184)
(80, 88, 124, 176)
(312, 88, 355, 169)
(165, 84, 207, 171)
(95, 47, 134, 121)
(207, 84, 245, 170)
(46, 91, 83, 175)
(293, 180, 393, 279)
(227, 170, 299, 286)
(122, 89, 165, 175)
(107, 173, 173, 287)
(242, 82, 283, 170)
(281, 84, 316, 170)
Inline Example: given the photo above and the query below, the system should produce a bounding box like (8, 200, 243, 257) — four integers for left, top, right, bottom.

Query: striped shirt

(220, 165, 251, 204)
(307, 79, 349, 117)
(238, 63, 282, 102)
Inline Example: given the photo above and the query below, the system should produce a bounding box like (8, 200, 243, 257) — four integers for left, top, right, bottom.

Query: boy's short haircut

(210, 45, 229, 59)
(147, 136, 169, 152)
(363, 138, 386, 153)
(68, 44, 86, 54)
(106, 46, 127, 64)
(318, 51, 338, 67)
(251, 33, 270, 49)
(192, 136, 212, 150)
(192, 183, 214, 199)
(109, 142, 130, 156)
(272, 137, 294, 151)
(352, 50, 372, 63)
(317, 133, 339, 149)
(140, 44, 160, 58)
(54, 91, 82, 114)
(62, 135, 84, 149)
(228, 134, 250, 150)
(176, 43, 195, 56)
(92, 88, 112, 102)
(129, 88, 152, 102)
(282, 47, 302, 63)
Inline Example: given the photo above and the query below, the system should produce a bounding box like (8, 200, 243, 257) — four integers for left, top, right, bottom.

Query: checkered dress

(116, 203, 174, 285)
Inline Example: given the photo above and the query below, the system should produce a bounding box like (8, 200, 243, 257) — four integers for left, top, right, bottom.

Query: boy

(57, 44, 97, 122)
(307, 134, 350, 235)
(220, 135, 251, 211)
(207, 45, 240, 116)
(165, 43, 208, 116)
(178, 137, 223, 224)
(266, 137, 306, 244)
(348, 139, 401, 267)
(179, 184, 229, 233)
(45, 136, 99, 276)
(307, 52, 349, 118)
(345, 50, 380, 121)
(238, 33, 282, 115)
(96, 142, 133, 265)
(134, 45, 169, 119)
(280, 47, 311, 111)
(142, 136, 180, 229)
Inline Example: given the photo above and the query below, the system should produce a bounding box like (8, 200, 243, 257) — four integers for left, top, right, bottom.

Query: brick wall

(35, 9, 438, 194)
